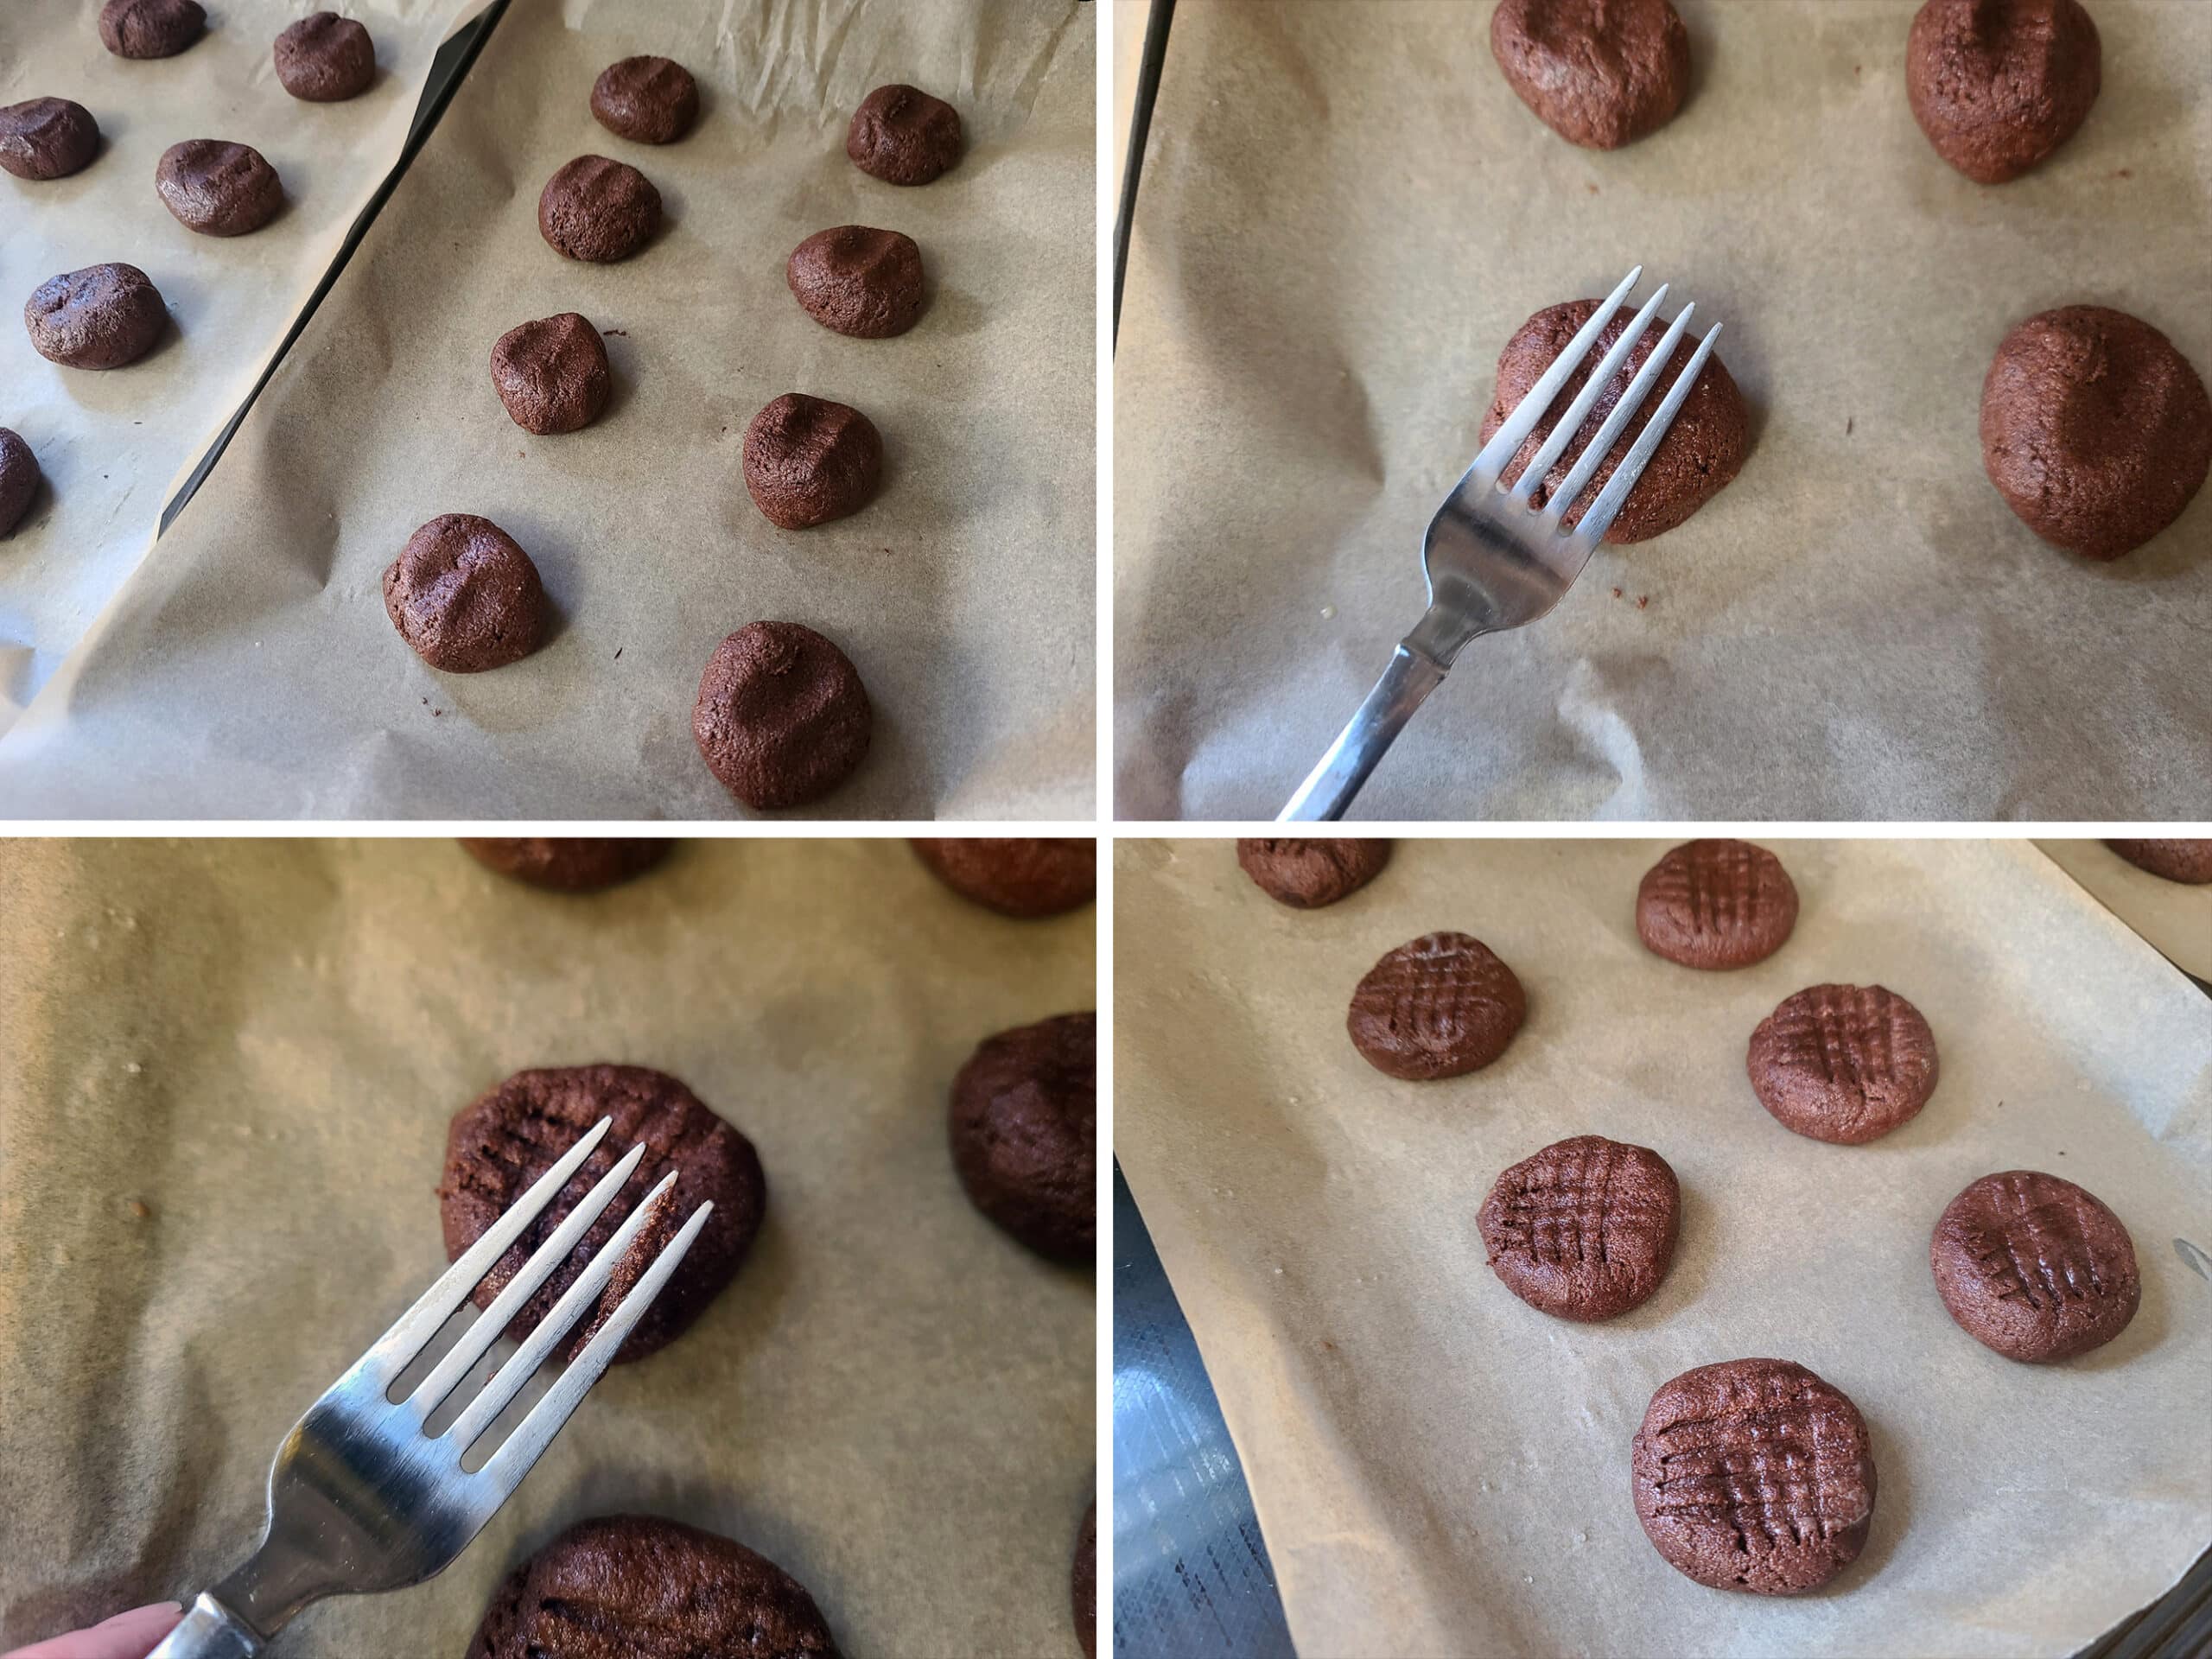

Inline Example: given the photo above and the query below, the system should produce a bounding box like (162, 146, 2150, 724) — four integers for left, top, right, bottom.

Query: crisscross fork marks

(1491, 1139, 1672, 1272)
(1373, 934, 1518, 1046)
(1971, 1172, 2107, 1308)
(1650, 1375, 1862, 1554)
(1766, 986, 1904, 1093)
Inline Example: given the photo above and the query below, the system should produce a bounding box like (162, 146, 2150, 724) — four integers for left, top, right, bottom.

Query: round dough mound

(1236, 838, 1392, 909)
(2105, 838, 2212, 884)
(1478, 298, 1748, 543)
(787, 226, 925, 339)
(911, 839, 1096, 918)
(99, 0, 204, 59)
(489, 312, 610, 435)
(0, 98, 100, 181)
(1907, 0, 2100, 184)
(1478, 1135, 1680, 1320)
(274, 13, 374, 102)
(741, 393, 883, 529)
(1931, 1170, 2139, 1362)
(0, 429, 41, 537)
(590, 55, 698, 144)
(1347, 931, 1527, 1081)
(949, 1012, 1096, 1262)
(440, 1065, 766, 1365)
(537, 154, 661, 263)
(467, 1514, 838, 1659)
(692, 621, 873, 810)
(24, 264, 166, 371)
(156, 139, 283, 236)
(1747, 983, 1940, 1145)
(1636, 839, 1797, 969)
(1491, 0, 1691, 150)
(1632, 1358, 1876, 1593)
(460, 838, 671, 892)
(847, 83, 963, 184)
(381, 513, 545, 673)
(1980, 305, 2211, 561)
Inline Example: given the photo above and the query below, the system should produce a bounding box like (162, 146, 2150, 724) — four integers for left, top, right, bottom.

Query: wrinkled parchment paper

(1113, 1, 2212, 821)
(0, 837, 1095, 1656)
(0, 0, 486, 732)
(0, 0, 1095, 819)
(1114, 837, 2212, 1657)
(2040, 837, 2212, 982)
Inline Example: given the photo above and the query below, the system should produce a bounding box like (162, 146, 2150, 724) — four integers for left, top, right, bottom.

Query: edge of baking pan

(1111, 0, 1174, 349)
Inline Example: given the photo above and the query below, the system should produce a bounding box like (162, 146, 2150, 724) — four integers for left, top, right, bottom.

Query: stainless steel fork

(1278, 267, 1723, 820)
(148, 1116, 713, 1658)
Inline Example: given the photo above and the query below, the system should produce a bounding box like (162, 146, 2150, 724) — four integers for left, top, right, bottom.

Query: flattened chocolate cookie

(1637, 839, 1798, 969)
(99, 0, 205, 59)
(0, 429, 41, 537)
(24, 263, 165, 370)
(0, 99, 100, 181)
(537, 155, 661, 263)
(1491, 0, 1691, 150)
(742, 393, 882, 529)
(1980, 306, 2211, 562)
(1931, 1170, 2139, 1362)
(1478, 1135, 1679, 1320)
(693, 621, 872, 810)
(460, 838, 671, 892)
(911, 839, 1095, 918)
(1747, 984, 1939, 1145)
(591, 55, 697, 144)
(1073, 1502, 1096, 1659)
(489, 312, 610, 435)
(1347, 931, 1526, 1080)
(787, 226, 925, 339)
(382, 513, 545, 673)
(156, 139, 282, 236)
(1478, 298, 1748, 543)
(949, 1012, 1096, 1262)
(274, 12, 375, 101)
(2106, 838, 2212, 884)
(1632, 1358, 1877, 1594)
(1236, 838, 1392, 909)
(847, 84, 962, 185)
(440, 1064, 766, 1363)
(468, 1515, 840, 1659)
(1908, 0, 2100, 184)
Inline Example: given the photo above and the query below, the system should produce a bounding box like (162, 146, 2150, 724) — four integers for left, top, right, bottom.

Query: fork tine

(471, 1199, 715, 1504)
(1572, 323, 1724, 548)
(1502, 283, 1669, 505)
(1466, 265, 1642, 484)
(1541, 302, 1696, 531)
(356, 1115, 614, 1387)
(404, 1142, 646, 1422)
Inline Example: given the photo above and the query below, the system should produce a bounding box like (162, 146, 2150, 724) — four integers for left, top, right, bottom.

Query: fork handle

(147, 1594, 264, 1659)
(1277, 640, 1449, 821)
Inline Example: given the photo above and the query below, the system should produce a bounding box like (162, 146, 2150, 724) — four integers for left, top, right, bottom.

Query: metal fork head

(1410, 267, 1723, 663)
(213, 1116, 714, 1637)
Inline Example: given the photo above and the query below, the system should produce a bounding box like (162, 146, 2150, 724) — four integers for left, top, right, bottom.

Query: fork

(1277, 266, 1722, 821)
(147, 1116, 713, 1658)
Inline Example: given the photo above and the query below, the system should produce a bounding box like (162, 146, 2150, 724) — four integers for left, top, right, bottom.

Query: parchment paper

(1114, 837, 2212, 1657)
(0, 837, 1095, 1656)
(0, 0, 487, 732)
(2039, 837, 2212, 982)
(1112, 1, 2212, 822)
(0, 0, 1095, 820)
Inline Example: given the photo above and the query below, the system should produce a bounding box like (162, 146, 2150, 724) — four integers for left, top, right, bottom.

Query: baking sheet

(0, 837, 1096, 1656)
(0, 0, 487, 733)
(0, 0, 1095, 820)
(1111, 0, 2212, 822)
(1113, 837, 2212, 1657)
(2039, 838, 2212, 983)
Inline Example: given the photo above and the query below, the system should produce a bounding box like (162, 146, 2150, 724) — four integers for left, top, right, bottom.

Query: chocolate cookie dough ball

(1907, 0, 2100, 184)
(99, 0, 205, 59)
(0, 99, 101, 181)
(156, 139, 283, 236)
(1748, 984, 1940, 1145)
(489, 312, 610, 435)
(1347, 931, 1526, 1080)
(441, 1065, 766, 1364)
(0, 429, 41, 536)
(1637, 839, 1798, 969)
(24, 264, 166, 370)
(949, 1012, 1096, 1262)
(537, 155, 661, 263)
(1931, 1170, 2139, 1362)
(911, 839, 1095, 918)
(692, 621, 873, 810)
(1478, 1135, 1680, 1320)
(1491, 0, 1691, 150)
(1478, 298, 1748, 543)
(274, 12, 375, 102)
(590, 55, 697, 144)
(382, 513, 545, 673)
(787, 226, 925, 340)
(1980, 306, 2211, 562)
(2106, 838, 2212, 884)
(741, 393, 882, 529)
(1632, 1358, 1877, 1593)
(1236, 838, 1392, 908)
(847, 83, 963, 184)
(1073, 1503, 1096, 1659)
(460, 838, 671, 892)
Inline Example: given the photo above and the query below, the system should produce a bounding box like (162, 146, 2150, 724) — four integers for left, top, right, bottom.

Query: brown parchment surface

(0, 836, 1096, 1656)
(1112, 0, 2212, 822)
(0, 0, 1095, 820)
(1115, 836, 2212, 1657)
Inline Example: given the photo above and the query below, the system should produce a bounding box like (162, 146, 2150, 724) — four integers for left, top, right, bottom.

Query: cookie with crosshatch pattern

(1478, 1135, 1679, 1319)
(1747, 983, 1939, 1145)
(1636, 838, 1798, 969)
(1346, 931, 1525, 1080)
(1930, 1170, 2139, 1362)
